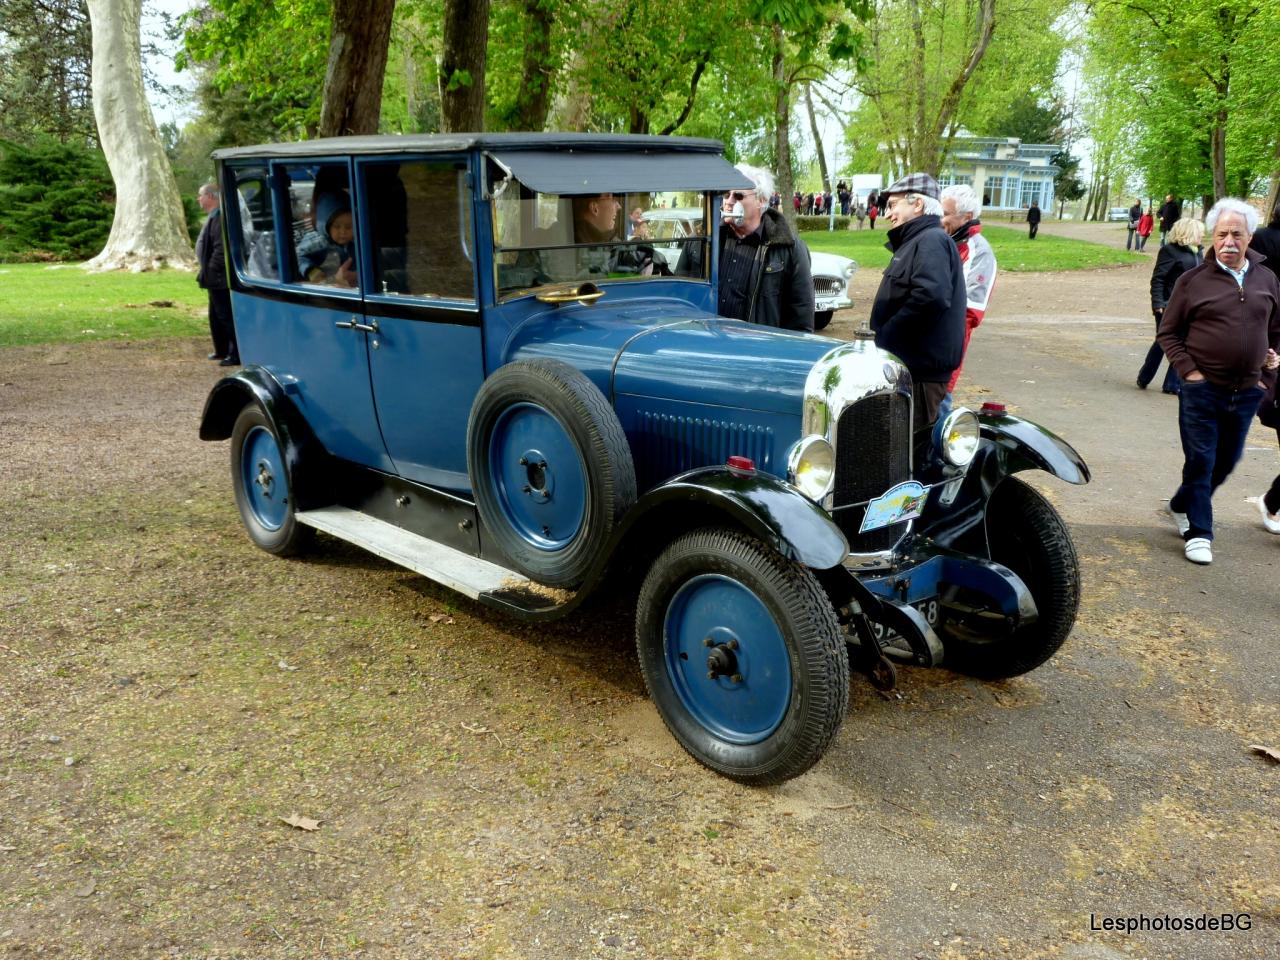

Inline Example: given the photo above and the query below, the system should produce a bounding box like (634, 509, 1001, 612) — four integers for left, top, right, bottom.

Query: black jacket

(869, 214, 966, 383)
(683, 207, 815, 332)
(1157, 199, 1181, 232)
(1250, 226, 1280, 280)
(1026, 205, 1042, 224)
(1149, 242, 1199, 313)
(195, 209, 228, 291)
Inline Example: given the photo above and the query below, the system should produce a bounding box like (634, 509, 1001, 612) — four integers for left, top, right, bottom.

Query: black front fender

(978, 412, 1090, 487)
(198, 366, 333, 511)
(613, 467, 850, 570)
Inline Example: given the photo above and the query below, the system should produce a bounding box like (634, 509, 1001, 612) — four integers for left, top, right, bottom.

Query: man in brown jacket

(1157, 198, 1280, 564)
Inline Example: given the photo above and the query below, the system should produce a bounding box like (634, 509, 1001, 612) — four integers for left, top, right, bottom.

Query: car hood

(809, 250, 853, 279)
(504, 302, 837, 416)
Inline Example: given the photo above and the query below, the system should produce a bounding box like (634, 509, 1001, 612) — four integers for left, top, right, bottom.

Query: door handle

(334, 318, 355, 329)
(352, 319, 379, 333)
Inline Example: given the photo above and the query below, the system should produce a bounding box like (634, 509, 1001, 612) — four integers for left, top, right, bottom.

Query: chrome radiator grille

(832, 392, 912, 552)
(812, 277, 843, 296)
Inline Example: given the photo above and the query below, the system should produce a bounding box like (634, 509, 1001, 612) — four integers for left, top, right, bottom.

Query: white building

(936, 137, 1060, 212)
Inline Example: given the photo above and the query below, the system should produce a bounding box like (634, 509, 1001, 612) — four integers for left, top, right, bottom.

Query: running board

(295, 506, 576, 617)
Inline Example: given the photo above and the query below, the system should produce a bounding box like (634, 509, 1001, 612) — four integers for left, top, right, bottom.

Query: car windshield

(491, 177, 709, 300)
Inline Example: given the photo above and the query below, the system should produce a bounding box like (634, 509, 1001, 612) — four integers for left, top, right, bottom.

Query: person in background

(869, 173, 966, 461)
(1156, 198, 1280, 565)
(195, 181, 238, 366)
(939, 184, 998, 396)
(855, 202, 866, 230)
(1136, 206, 1154, 251)
(1138, 217, 1203, 394)
(678, 165, 814, 331)
(1157, 194, 1181, 246)
(1247, 201, 1280, 535)
(1126, 199, 1143, 250)
(867, 200, 879, 230)
(1026, 200, 1042, 239)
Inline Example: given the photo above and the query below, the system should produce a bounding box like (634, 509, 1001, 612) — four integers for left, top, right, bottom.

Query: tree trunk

(1209, 104, 1228, 203)
(804, 83, 830, 194)
(510, 0, 555, 131)
(319, 0, 396, 137)
(772, 24, 795, 228)
(440, 0, 490, 132)
(84, 0, 192, 272)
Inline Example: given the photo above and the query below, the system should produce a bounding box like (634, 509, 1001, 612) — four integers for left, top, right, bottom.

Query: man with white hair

(1156, 197, 1280, 565)
(869, 172, 966, 454)
(681, 163, 814, 331)
(940, 184, 998, 394)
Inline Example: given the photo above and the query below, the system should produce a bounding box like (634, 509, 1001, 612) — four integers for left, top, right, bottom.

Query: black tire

(230, 404, 313, 557)
(635, 528, 849, 785)
(814, 310, 833, 331)
(945, 477, 1080, 679)
(468, 359, 636, 588)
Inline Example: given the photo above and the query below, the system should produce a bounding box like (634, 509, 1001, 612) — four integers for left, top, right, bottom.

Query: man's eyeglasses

(725, 191, 753, 202)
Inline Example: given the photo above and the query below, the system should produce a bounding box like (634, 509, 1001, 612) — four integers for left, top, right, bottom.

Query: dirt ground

(2, 261, 1278, 960)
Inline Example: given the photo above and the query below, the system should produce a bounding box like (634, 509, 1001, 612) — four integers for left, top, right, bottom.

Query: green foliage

(975, 93, 1066, 145)
(0, 138, 114, 262)
(796, 215, 851, 231)
(0, 0, 95, 147)
(802, 223, 1143, 272)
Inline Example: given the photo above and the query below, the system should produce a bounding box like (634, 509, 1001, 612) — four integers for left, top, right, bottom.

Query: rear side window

(281, 163, 359, 291)
(361, 159, 475, 302)
(230, 165, 278, 281)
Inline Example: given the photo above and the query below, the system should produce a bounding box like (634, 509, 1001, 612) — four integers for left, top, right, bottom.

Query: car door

(226, 159, 391, 473)
(356, 156, 484, 493)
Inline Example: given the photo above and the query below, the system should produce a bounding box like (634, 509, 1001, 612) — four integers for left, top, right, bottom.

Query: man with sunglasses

(869, 173, 966, 460)
(680, 164, 814, 331)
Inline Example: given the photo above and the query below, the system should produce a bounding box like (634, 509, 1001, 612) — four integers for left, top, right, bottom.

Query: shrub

(0, 138, 114, 262)
(795, 215, 852, 232)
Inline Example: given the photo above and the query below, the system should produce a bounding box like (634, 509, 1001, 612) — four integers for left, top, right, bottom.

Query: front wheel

(229, 404, 313, 556)
(635, 528, 849, 785)
(945, 477, 1080, 679)
(813, 310, 833, 331)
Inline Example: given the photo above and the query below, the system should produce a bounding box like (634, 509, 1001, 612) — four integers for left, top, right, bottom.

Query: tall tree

(84, 0, 193, 270)
(0, 0, 95, 146)
(440, 0, 489, 131)
(319, 0, 397, 136)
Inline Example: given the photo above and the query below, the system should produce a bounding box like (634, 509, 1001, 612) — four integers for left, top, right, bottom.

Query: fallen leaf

(429, 614, 455, 624)
(1249, 744, 1280, 763)
(277, 660, 298, 672)
(280, 814, 322, 832)
(73, 879, 96, 897)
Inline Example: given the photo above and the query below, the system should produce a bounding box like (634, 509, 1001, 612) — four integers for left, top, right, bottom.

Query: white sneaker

(1258, 497, 1280, 535)
(1184, 537, 1213, 564)
(1167, 506, 1190, 536)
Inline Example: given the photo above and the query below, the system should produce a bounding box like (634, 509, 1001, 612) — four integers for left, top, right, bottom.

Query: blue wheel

(230, 405, 312, 556)
(636, 528, 849, 784)
(469, 360, 635, 587)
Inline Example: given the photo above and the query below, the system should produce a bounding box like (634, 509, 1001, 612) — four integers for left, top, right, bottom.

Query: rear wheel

(636, 528, 848, 785)
(945, 477, 1079, 679)
(230, 404, 313, 556)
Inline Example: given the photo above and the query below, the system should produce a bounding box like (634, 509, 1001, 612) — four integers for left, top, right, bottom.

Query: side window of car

(282, 163, 359, 292)
(362, 160, 475, 302)
(231, 165, 279, 281)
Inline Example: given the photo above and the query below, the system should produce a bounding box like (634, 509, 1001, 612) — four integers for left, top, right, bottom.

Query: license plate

(871, 597, 941, 645)
(860, 480, 929, 533)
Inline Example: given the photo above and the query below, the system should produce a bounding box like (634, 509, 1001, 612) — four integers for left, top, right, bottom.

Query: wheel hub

(704, 637, 743, 682)
(254, 461, 275, 499)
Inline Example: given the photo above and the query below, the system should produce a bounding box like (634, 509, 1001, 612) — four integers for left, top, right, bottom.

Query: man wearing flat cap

(869, 172, 966, 459)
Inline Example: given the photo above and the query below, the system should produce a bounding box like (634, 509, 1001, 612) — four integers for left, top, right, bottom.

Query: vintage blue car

(200, 133, 1089, 785)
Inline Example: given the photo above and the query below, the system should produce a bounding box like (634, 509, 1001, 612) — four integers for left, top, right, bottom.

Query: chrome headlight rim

(940, 406, 980, 467)
(786, 434, 836, 501)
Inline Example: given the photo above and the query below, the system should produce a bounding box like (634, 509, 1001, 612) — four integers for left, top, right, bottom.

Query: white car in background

(642, 207, 856, 330)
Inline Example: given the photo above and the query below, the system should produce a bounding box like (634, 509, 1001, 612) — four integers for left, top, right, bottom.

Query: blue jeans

(1169, 380, 1265, 541)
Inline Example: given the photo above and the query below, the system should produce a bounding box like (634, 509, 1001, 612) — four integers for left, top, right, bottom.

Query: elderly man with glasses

(680, 164, 815, 331)
(869, 173, 966, 458)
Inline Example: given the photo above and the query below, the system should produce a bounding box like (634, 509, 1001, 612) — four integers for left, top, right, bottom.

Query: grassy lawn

(0, 263, 206, 348)
(803, 223, 1145, 272)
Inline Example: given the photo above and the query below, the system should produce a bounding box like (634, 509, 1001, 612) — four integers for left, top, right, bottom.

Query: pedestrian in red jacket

(1136, 207, 1154, 251)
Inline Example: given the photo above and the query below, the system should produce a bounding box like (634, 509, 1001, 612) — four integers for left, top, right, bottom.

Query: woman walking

(1136, 207, 1154, 251)
(1136, 216, 1203, 393)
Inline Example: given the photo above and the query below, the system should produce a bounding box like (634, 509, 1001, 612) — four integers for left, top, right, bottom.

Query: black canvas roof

(212, 132, 728, 161)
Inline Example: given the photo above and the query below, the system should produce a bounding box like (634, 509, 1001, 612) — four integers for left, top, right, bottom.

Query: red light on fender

(980, 401, 1007, 415)
(726, 455, 756, 476)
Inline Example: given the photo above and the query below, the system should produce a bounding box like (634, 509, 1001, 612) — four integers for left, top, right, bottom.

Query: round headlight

(787, 435, 836, 500)
(940, 408, 980, 466)
(842, 262, 856, 280)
